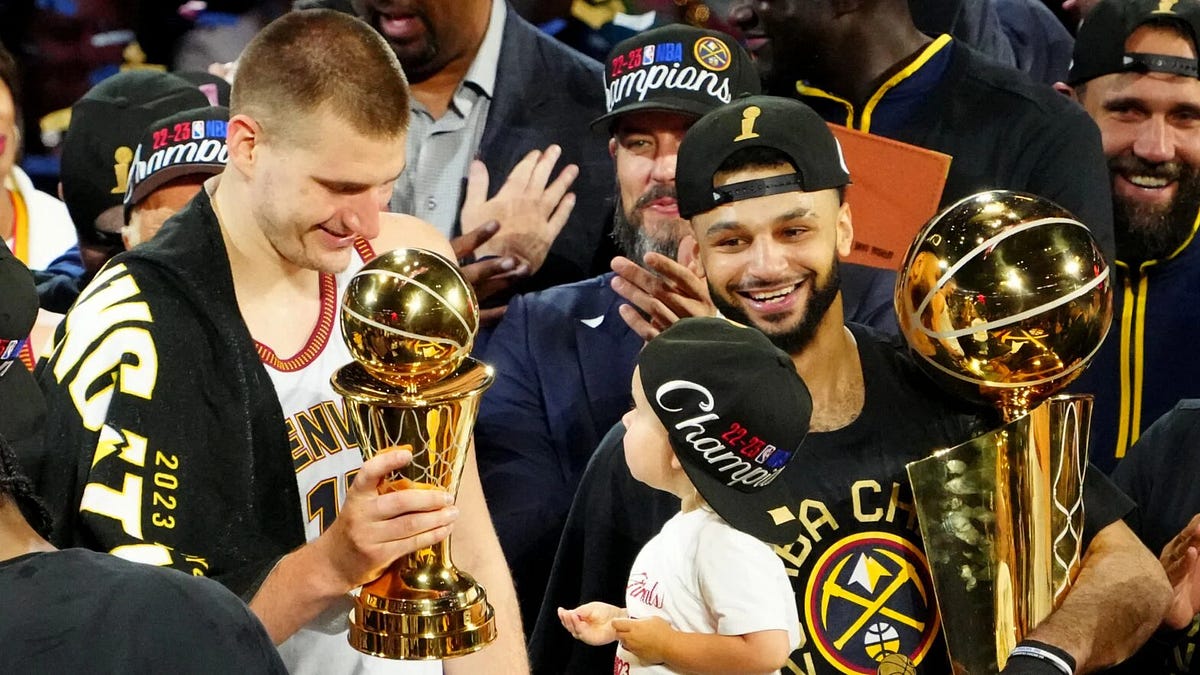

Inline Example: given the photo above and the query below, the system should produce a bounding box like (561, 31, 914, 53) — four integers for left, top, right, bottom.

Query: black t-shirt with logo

(529, 323, 1132, 675)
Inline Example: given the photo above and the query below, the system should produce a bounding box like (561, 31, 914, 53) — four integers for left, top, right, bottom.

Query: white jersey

(616, 507, 801, 675)
(263, 245, 441, 675)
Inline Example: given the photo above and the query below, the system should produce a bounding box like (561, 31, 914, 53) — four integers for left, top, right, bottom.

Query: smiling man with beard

(532, 94, 1172, 675)
(1060, 0, 1200, 475)
(477, 25, 763, 641)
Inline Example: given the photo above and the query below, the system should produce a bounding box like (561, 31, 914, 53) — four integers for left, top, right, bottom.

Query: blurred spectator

(0, 46, 75, 274)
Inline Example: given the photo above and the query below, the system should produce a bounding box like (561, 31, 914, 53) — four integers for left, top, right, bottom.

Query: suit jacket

(473, 264, 898, 633)
(479, 7, 617, 291)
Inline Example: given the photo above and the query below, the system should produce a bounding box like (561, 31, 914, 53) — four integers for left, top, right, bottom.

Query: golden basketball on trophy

(332, 248, 497, 659)
(895, 191, 1113, 673)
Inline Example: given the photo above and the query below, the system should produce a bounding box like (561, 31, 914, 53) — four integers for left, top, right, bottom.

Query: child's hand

(612, 616, 674, 664)
(557, 603, 625, 645)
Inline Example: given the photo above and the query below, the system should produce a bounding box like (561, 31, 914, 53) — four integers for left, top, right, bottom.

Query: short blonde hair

(231, 9, 409, 141)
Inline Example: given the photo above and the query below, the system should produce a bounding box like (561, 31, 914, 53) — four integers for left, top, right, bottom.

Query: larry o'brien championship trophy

(895, 191, 1112, 673)
(331, 248, 497, 659)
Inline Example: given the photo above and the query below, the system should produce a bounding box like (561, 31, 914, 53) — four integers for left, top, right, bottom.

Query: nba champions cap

(676, 95, 850, 219)
(124, 106, 230, 220)
(60, 71, 211, 244)
(1068, 0, 1200, 85)
(637, 317, 811, 546)
(591, 24, 761, 131)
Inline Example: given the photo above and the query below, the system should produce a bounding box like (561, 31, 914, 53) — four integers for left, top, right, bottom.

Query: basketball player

(22, 10, 524, 674)
(532, 96, 1171, 675)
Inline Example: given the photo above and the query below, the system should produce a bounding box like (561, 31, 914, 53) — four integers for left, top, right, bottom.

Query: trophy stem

(332, 358, 497, 660)
(907, 395, 1089, 673)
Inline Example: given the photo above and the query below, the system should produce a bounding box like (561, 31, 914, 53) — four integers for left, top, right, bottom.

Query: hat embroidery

(734, 105, 762, 142)
(1156, 0, 1180, 13)
(129, 119, 228, 192)
(694, 37, 732, 72)
(655, 379, 791, 489)
(111, 147, 133, 194)
(606, 43, 733, 111)
(610, 42, 683, 78)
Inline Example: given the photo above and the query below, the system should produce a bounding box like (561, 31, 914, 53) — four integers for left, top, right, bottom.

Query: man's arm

(249, 448, 458, 643)
(1023, 519, 1171, 671)
(445, 443, 529, 674)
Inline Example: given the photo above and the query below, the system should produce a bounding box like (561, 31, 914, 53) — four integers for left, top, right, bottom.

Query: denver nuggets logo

(804, 532, 939, 675)
(694, 37, 732, 72)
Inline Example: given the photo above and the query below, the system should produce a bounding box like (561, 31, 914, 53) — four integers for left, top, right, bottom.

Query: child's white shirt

(616, 506, 801, 674)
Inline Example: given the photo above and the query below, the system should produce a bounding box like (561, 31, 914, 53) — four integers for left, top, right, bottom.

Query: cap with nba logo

(590, 24, 761, 132)
(60, 70, 212, 245)
(124, 106, 230, 221)
(1067, 0, 1200, 85)
(675, 95, 850, 219)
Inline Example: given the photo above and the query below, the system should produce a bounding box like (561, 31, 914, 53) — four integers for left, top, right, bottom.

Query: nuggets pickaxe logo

(803, 532, 939, 674)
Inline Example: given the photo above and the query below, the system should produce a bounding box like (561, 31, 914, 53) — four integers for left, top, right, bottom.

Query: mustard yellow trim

(861, 34, 953, 133)
(796, 83, 855, 128)
(1165, 206, 1200, 261)
(1115, 208, 1200, 454)
(571, 0, 623, 30)
(1130, 274, 1151, 448)
(10, 185, 28, 264)
(1115, 265, 1134, 458)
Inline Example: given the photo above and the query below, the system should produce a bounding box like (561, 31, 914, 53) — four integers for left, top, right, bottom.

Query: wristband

(1003, 639, 1076, 675)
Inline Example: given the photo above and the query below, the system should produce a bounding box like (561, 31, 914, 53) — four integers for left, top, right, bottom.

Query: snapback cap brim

(589, 97, 713, 133)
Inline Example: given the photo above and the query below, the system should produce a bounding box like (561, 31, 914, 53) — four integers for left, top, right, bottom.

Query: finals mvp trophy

(332, 248, 496, 659)
(895, 191, 1112, 674)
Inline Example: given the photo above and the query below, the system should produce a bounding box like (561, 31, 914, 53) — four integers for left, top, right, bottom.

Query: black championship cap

(590, 24, 761, 132)
(1068, 0, 1200, 85)
(60, 70, 211, 245)
(676, 95, 850, 219)
(0, 245, 45, 444)
(124, 106, 229, 221)
(638, 317, 812, 546)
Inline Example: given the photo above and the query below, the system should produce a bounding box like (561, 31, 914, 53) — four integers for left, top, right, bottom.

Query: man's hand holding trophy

(331, 248, 498, 660)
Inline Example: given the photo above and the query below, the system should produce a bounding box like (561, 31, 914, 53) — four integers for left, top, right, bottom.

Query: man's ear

(225, 113, 262, 175)
(608, 137, 617, 159)
(836, 199, 853, 259)
(670, 454, 683, 471)
(1053, 81, 1079, 101)
(683, 232, 705, 277)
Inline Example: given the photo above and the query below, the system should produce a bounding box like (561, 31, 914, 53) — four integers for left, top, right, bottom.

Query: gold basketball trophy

(895, 191, 1112, 673)
(332, 248, 497, 659)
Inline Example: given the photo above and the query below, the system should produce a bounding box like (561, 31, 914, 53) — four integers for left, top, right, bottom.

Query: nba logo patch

(694, 37, 732, 72)
(191, 121, 206, 140)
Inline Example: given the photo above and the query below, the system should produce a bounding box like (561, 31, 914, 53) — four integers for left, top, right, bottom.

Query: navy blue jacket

(479, 7, 616, 291)
(1071, 215, 1200, 473)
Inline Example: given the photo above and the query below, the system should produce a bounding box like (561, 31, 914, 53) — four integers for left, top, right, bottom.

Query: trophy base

(348, 587, 497, 660)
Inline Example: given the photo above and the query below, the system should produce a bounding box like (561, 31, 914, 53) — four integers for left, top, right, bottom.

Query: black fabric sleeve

(1082, 463, 1135, 547)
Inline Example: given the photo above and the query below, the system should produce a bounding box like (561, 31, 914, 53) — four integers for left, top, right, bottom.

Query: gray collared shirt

(389, 0, 506, 238)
